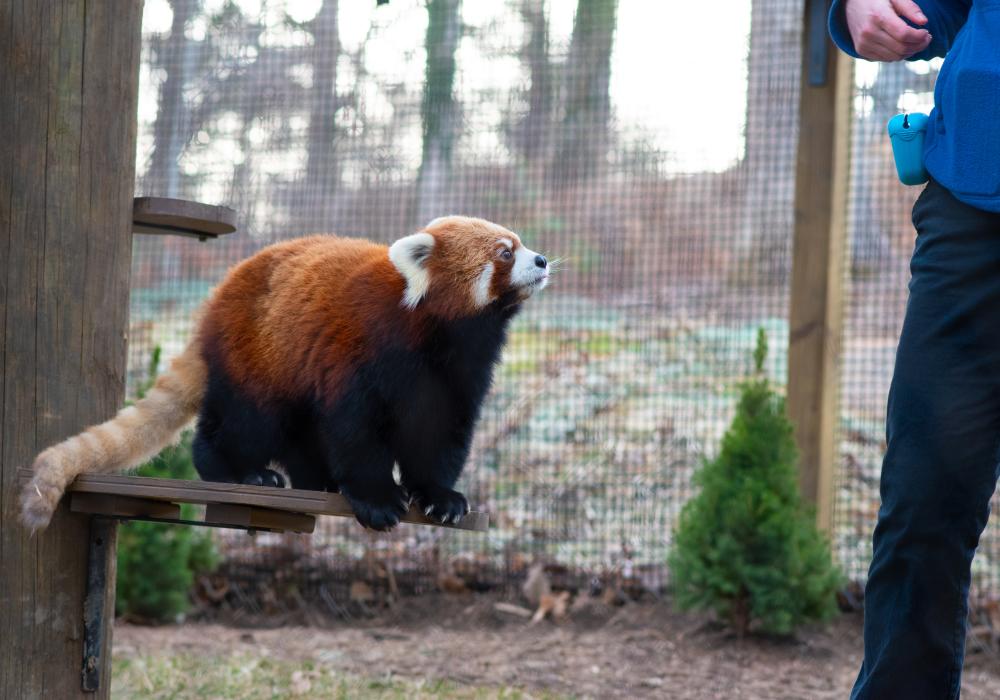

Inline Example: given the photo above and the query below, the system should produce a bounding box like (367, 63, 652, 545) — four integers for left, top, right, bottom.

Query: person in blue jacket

(829, 1, 1000, 698)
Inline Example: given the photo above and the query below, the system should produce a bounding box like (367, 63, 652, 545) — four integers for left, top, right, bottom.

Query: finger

(881, 25, 933, 58)
(876, 10, 931, 46)
(914, 30, 933, 54)
(874, 23, 928, 56)
(879, 29, 931, 60)
(889, 0, 928, 26)
(857, 37, 906, 62)
(854, 27, 903, 61)
(867, 35, 912, 61)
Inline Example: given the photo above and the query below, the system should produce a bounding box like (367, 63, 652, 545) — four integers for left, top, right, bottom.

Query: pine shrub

(668, 329, 842, 636)
(115, 347, 218, 622)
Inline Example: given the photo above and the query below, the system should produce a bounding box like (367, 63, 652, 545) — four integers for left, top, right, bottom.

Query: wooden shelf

(133, 197, 237, 240)
(18, 469, 489, 533)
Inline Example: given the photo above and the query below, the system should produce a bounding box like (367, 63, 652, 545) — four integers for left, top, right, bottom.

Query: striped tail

(20, 338, 207, 531)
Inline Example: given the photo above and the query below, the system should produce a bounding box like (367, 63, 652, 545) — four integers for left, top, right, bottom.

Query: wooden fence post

(788, 2, 853, 533)
(1, 2, 143, 696)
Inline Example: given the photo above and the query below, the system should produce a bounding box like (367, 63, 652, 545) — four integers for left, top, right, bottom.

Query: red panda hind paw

(342, 483, 410, 532)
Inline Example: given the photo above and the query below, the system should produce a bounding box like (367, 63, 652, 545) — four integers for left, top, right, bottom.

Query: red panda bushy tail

(20, 337, 207, 531)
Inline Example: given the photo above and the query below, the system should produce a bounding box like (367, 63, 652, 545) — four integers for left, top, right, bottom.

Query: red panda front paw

(413, 486, 469, 525)
(241, 469, 286, 488)
(342, 483, 411, 532)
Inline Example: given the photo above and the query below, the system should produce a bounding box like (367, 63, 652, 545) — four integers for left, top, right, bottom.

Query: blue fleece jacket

(829, 0, 1000, 212)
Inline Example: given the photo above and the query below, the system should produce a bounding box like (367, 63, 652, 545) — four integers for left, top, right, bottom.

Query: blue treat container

(887, 113, 929, 186)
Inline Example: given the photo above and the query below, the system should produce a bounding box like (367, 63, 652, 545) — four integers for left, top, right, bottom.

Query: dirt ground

(113, 593, 1000, 699)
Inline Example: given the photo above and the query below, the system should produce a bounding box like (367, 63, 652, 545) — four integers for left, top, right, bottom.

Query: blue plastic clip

(887, 113, 929, 186)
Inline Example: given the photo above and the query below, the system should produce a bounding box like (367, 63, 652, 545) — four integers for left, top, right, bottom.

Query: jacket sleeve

(828, 0, 972, 60)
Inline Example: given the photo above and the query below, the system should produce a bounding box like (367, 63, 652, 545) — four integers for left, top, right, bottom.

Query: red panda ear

(388, 232, 435, 309)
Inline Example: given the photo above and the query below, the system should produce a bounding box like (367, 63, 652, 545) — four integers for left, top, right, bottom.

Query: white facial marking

(389, 232, 435, 309)
(510, 244, 549, 295)
(497, 237, 513, 249)
(473, 262, 495, 307)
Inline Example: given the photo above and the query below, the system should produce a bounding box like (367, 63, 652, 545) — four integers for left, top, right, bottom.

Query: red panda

(21, 216, 549, 531)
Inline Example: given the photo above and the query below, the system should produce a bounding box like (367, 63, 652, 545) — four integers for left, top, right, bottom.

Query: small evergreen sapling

(668, 329, 842, 636)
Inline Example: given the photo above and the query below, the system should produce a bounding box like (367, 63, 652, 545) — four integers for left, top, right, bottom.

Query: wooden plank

(787, 25, 853, 533)
(71, 492, 182, 520)
(19, 469, 490, 532)
(204, 503, 316, 533)
(0, 2, 142, 698)
(133, 197, 237, 238)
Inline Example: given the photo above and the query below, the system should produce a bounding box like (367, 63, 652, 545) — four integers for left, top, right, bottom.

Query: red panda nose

(534, 255, 548, 269)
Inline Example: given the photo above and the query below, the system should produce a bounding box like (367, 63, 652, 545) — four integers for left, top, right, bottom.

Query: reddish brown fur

(200, 218, 524, 406)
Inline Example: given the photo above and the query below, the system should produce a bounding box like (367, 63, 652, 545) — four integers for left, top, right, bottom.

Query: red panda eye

(500, 249, 513, 261)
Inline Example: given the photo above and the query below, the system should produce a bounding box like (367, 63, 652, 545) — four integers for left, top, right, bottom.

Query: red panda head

(388, 216, 548, 318)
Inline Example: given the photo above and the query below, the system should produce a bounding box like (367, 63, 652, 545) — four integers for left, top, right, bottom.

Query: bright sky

(141, 0, 753, 175)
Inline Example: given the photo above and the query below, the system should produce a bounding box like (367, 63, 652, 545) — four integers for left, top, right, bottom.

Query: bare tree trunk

(417, 0, 461, 224)
(296, 0, 340, 232)
(146, 0, 197, 198)
(739, 0, 801, 284)
(515, 0, 552, 165)
(553, 0, 617, 185)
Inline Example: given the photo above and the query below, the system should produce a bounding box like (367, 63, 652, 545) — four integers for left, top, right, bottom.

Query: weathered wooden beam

(204, 503, 317, 533)
(20, 469, 491, 532)
(0, 2, 142, 697)
(788, 16, 853, 532)
(71, 492, 182, 520)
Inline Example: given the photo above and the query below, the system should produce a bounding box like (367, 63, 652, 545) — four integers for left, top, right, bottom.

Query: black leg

(323, 421, 409, 531)
(192, 424, 240, 483)
(337, 445, 409, 531)
(277, 443, 328, 491)
(193, 418, 281, 487)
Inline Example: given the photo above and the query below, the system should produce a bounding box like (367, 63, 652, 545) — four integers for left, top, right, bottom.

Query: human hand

(845, 0, 932, 61)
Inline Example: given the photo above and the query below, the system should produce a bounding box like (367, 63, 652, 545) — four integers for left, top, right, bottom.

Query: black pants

(852, 179, 1000, 699)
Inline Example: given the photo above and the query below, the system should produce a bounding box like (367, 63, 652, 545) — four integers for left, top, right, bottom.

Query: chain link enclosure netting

(129, 0, 999, 614)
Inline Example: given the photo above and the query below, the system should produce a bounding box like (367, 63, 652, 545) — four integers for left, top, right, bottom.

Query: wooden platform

(132, 197, 237, 240)
(18, 470, 489, 533)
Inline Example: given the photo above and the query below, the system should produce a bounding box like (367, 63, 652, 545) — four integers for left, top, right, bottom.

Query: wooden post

(0, 2, 143, 697)
(788, 3, 853, 533)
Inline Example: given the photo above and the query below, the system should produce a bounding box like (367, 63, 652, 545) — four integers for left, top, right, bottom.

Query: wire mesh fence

(129, 0, 999, 613)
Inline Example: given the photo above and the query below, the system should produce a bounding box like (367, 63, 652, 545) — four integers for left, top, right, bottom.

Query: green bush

(668, 329, 842, 636)
(116, 347, 218, 623)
